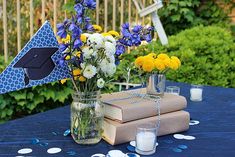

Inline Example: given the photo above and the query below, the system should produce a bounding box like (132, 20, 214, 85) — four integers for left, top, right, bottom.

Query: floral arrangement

(135, 53, 181, 74)
(57, 1, 154, 94)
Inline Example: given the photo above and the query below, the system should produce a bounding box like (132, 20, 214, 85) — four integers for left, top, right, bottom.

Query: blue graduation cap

(0, 21, 70, 94)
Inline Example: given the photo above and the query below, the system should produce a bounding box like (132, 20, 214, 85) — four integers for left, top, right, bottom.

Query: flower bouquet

(57, 0, 153, 144)
(135, 53, 181, 96)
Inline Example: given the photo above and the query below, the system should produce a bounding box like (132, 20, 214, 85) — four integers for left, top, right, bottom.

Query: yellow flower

(169, 59, 179, 70)
(79, 76, 86, 82)
(154, 59, 165, 71)
(93, 25, 102, 32)
(108, 30, 120, 37)
(171, 56, 181, 67)
(73, 69, 81, 76)
(75, 51, 81, 57)
(142, 57, 155, 72)
(101, 32, 112, 37)
(60, 79, 67, 84)
(135, 56, 145, 67)
(163, 58, 171, 67)
(65, 55, 71, 60)
(62, 34, 70, 43)
(157, 53, 169, 60)
(80, 34, 87, 43)
(147, 52, 157, 59)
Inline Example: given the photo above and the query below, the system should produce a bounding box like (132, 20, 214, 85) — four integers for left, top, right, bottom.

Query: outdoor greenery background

(0, 0, 234, 123)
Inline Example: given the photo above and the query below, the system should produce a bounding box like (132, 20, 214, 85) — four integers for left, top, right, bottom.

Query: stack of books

(101, 88, 190, 145)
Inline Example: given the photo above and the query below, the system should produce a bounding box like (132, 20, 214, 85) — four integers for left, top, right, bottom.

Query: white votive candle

(190, 85, 203, 101)
(136, 132, 156, 151)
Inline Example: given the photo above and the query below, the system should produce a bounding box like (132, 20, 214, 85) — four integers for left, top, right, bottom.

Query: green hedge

(0, 57, 73, 123)
(115, 25, 235, 88)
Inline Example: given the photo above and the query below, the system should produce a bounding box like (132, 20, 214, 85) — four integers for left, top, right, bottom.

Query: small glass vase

(146, 74, 166, 97)
(71, 91, 104, 144)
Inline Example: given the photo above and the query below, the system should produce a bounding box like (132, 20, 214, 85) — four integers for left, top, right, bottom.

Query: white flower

(106, 63, 116, 76)
(104, 35, 116, 45)
(100, 59, 116, 76)
(83, 64, 97, 79)
(87, 33, 104, 49)
(83, 33, 91, 38)
(97, 78, 105, 88)
(105, 41, 116, 56)
(83, 47, 93, 59)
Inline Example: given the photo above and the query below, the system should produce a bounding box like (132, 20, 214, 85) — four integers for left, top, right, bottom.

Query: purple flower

(84, 17, 91, 22)
(122, 29, 131, 38)
(122, 23, 129, 30)
(74, 3, 84, 16)
(56, 23, 64, 30)
(84, 23, 93, 31)
(131, 33, 141, 46)
(59, 44, 68, 52)
(147, 26, 154, 32)
(132, 25, 142, 33)
(115, 44, 126, 56)
(73, 39, 83, 49)
(57, 29, 67, 38)
(144, 34, 152, 43)
(77, 16, 83, 24)
(84, 0, 96, 9)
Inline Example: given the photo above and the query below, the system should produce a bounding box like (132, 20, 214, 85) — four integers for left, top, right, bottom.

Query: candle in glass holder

(135, 123, 157, 155)
(190, 85, 203, 101)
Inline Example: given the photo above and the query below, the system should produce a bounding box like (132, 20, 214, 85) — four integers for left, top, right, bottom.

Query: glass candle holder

(190, 85, 203, 101)
(166, 86, 180, 95)
(135, 123, 157, 155)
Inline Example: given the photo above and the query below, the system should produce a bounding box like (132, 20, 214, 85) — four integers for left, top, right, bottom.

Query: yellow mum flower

(154, 59, 165, 71)
(75, 51, 81, 57)
(169, 59, 179, 70)
(108, 30, 120, 37)
(73, 69, 81, 76)
(163, 58, 171, 67)
(80, 34, 87, 43)
(93, 25, 102, 32)
(101, 32, 112, 37)
(79, 76, 86, 82)
(144, 56, 155, 63)
(60, 79, 67, 84)
(142, 59, 155, 72)
(62, 34, 70, 43)
(135, 56, 145, 68)
(147, 53, 157, 59)
(171, 56, 181, 67)
(157, 53, 170, 60)
(65, 55, 71, 60)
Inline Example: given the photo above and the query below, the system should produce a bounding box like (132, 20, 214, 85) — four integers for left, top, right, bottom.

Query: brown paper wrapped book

(103, 110, 190, 145)
(101, 88, 187, 123)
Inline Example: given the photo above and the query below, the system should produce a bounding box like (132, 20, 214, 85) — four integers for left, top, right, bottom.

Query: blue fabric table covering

(1, 81, 235, 157)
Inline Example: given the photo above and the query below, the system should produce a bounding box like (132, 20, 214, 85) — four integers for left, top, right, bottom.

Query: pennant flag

(0, 21, 70, 94)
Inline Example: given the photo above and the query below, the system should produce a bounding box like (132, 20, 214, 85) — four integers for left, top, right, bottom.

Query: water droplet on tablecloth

(184, 135, 196, 140)
(173, 134, 185, 139)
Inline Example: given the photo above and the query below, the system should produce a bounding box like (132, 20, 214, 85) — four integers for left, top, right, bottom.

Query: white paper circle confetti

(130, 141, 136, 147)
(173, 134, 185, 139)
(91, 153, 106, 157)
(189, 120, 200, 125)
(17, 148, 32, 154)
(47, 147, 62, 154)
(108, 150, 125, 157)
(184, 135, 196, 140)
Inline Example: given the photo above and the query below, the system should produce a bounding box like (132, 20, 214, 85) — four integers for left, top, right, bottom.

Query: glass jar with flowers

(135, 53, 181, 96)
(57, 1, 153, 144)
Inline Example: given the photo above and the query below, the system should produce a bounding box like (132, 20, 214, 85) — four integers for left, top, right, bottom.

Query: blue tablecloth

(1, 81, 235, 157)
